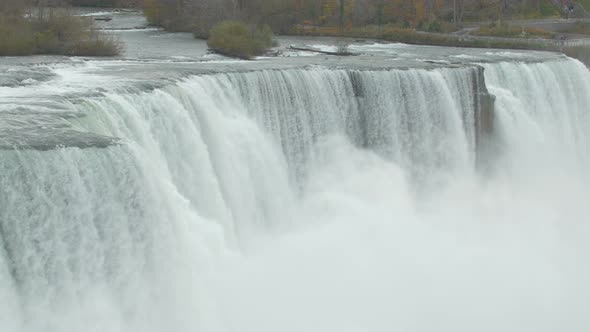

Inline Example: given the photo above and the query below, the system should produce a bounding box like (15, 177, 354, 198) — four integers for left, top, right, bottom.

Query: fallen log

(288, 45, 357, 56)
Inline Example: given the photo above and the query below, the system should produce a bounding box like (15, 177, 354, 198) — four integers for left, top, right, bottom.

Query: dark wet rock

(471, 65, 496, 170)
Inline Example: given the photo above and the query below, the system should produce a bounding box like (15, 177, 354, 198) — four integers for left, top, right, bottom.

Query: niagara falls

(1, 1, 590, 332)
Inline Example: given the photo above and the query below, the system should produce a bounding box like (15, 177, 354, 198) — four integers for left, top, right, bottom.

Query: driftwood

(288, 45, 357, 56)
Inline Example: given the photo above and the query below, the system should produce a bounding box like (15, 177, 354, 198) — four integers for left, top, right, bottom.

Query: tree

(340, 0, 345, 30)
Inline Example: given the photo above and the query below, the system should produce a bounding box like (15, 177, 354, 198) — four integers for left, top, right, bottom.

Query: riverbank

(286, 24, 590, 66)
(290, 25, 563, 52)
(66, 6, 590, 65)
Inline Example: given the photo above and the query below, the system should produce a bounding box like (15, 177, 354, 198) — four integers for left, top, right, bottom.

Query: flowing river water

(0, 9, 589, 332)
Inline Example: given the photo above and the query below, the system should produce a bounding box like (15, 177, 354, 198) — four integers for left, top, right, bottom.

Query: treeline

(0, 0, 121, 56)
(143, 0, 561, 35)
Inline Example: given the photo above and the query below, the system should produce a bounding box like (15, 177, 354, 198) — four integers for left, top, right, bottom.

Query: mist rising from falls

(1, 59, 589, 332)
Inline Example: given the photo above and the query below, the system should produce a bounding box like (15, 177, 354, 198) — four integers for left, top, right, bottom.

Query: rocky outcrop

(472, 66, 496, 170)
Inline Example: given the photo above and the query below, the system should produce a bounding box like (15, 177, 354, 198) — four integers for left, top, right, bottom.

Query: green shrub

(207, 21, 274, 59)
(68, 33, 122, 56)
(0, 9, 121, 56)
(0, 16, 35, 55)
(34, 30, 60, 54)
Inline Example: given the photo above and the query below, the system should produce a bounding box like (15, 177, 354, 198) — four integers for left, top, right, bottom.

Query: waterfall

(483, 59, 590, 174)
(1, 58, 589, 332)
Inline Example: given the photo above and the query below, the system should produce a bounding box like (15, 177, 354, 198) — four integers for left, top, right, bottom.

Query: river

(0, 9, 589, 332)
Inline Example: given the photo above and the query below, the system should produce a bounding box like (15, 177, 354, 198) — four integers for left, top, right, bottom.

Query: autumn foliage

(142, 0, 561, 37)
